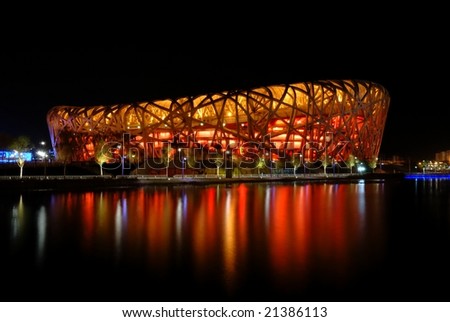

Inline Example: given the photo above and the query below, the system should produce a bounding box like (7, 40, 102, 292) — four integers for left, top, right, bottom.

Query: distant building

(47, 79, 390, 172)
(436, 150, 450, 163)
(0, 150, 33, 163)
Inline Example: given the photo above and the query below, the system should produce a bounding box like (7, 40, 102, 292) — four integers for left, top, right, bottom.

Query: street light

(265, 152, 273, 177)
(294, 153, 302, 178)
(225, 149, 232, 178)
(299, 153, 304, 176)
(182, 157, 186, 179)
(324, 131, 333, 176)
(165, 142, 171, 179)
(36, 150, 48, 176)
(304, 143, 310, 176)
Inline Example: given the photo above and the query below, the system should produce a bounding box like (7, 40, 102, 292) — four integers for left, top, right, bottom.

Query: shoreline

(0, 172, 408, 192)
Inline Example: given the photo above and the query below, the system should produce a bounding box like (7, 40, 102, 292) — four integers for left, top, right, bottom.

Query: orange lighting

(47, 80, 389, 165)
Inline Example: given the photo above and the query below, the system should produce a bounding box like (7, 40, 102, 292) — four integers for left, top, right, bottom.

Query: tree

(256, 153, 266, 178)
(16, 156, 25, 178)
(94, 139, 113, 176)
(56, 142, 73, 177)
(347, 154, 356, 174)
(231, 153, 242, 178)
(368, 156, 378, 173)
(0, 133, 13, 150)
(213, 158, 224, 178)
(9, 136, 32, 178)
(162, 144, 173, 178)
(292, 153, 303, 177)
(55, 130, 83, 177)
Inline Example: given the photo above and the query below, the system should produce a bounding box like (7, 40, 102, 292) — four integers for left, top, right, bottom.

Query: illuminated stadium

(47, 79, 390, 175)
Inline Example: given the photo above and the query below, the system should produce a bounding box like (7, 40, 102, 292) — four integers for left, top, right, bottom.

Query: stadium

(46, 79, 390, 175)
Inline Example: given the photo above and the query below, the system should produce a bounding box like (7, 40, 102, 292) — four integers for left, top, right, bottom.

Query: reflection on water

(36, 206, 47, 267)
(1, 180, 450, 301)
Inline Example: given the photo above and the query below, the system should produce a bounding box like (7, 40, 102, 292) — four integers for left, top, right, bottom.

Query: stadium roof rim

(48, 79, 388, 110)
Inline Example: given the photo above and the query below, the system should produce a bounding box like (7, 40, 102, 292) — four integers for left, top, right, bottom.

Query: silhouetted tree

(347, 154, 356, 174)
(0, 133, 13, 149)
(368, 156, 378, 173)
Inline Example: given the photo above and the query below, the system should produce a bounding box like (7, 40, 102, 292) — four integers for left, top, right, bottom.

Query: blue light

(0, 150, 33, 163)
(405, 173, 450, 180)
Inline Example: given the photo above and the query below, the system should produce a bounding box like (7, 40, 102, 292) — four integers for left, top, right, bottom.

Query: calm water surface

(1, 178, 449, 301)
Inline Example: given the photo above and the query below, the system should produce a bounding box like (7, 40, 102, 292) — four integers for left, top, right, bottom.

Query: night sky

(0, 11, 448, 161)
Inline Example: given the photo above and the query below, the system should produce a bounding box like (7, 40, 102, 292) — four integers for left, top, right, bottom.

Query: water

(1, 178, 450, 301)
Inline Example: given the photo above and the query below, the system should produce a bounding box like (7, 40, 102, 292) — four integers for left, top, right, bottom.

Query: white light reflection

(264, 186, 272, 232)
(11, 205, 18, 240)
(175, 190, 188, 254)
(357, 181, 366, 216)
(114, 198, 127, 263)
(114, 200, 122, 260)
(176, 195, 183, 247)
(36, 206, 47, 267)
(11, 195, 24, 242)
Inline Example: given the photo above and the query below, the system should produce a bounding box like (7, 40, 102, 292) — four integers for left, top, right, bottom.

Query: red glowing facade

(47, 79, 390, 173)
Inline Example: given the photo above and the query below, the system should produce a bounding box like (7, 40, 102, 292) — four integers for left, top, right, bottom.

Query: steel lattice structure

(47, 79, 390, 170)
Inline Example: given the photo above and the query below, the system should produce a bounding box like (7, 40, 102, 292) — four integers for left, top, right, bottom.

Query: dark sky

(0, 11, 448, 160)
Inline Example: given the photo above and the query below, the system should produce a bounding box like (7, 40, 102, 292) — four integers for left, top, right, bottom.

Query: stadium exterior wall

(46, 79, 390, 173)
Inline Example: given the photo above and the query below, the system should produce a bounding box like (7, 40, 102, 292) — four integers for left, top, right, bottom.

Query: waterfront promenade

(0, 172, 407, 192)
